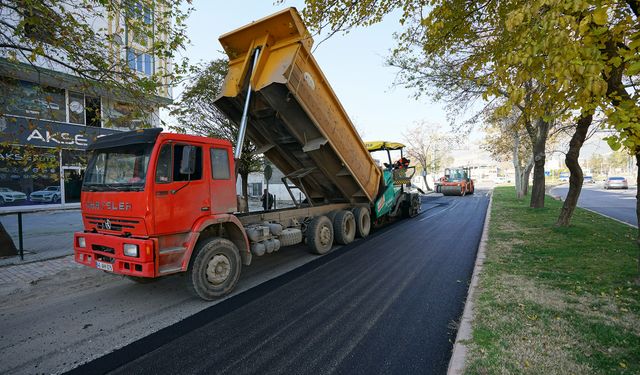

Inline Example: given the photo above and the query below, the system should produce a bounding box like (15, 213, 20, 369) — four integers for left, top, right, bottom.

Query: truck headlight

(77, 237, 86, 248)
(123, 244, 139, 257)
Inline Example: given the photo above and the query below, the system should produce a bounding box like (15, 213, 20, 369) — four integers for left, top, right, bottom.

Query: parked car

(0, 187, 27, 205)
(583, 175, 594, 184)
(559, 172, 570, 182)
(30, 186, 61, 203)
(604, 176, 628, 189)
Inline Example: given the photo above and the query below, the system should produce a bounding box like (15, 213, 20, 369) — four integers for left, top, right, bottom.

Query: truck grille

(86, 216, 140, 232)
(92, 244, 115, 254)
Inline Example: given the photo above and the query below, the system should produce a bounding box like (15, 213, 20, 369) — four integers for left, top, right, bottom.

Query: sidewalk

(0, 209, 82, 267)
(0, 255, 81, 285)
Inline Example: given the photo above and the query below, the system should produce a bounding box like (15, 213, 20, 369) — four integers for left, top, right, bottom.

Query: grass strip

(465, 186, 640, 374)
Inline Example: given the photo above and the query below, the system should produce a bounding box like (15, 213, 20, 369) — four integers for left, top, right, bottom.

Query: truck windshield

(83, 144, 152, 191)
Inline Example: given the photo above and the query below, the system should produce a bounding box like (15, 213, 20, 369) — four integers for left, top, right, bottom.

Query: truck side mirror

(180, 146, 197, 175)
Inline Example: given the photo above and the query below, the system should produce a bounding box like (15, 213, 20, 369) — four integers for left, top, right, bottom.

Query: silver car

(604, 177, 628, 189)
(0, 187, 27, 205)
(30, 186, 62, 203)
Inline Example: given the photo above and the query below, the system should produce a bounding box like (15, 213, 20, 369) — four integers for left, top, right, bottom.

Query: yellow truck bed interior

(214, 8, 382, 205)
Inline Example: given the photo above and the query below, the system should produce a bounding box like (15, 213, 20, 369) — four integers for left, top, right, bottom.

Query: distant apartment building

(0, 1, 172, 207)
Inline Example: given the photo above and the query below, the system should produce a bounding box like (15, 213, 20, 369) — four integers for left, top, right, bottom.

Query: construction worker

(261, 189, 274, 210)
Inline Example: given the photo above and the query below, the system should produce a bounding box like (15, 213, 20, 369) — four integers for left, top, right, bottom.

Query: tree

(0, 0, 192, 123)
(170, 59, 263, 210)
(589, 153, 605, 175)
(301, 0, 576, 209)
(499, 0, 638, 271)
(609, 150, 630, 172)
(483, 107, 534, 199)
(301, 0, 639, 278)
(402, 122, 452, 191)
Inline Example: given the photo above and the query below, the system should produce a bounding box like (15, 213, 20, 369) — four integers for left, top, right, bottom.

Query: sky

(164, 0, 616, 164)
(164, 0, 452, 143)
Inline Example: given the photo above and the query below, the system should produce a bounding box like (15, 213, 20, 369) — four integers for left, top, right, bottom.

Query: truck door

(153, 143, 210, 234)
(209, 146, 236, 213)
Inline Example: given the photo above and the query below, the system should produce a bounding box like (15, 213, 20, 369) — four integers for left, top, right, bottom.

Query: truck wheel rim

(320, 226, 331, 246)
(206, 254, 231, 285)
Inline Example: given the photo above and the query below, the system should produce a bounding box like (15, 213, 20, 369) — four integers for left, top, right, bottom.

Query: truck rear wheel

(307, 216, 334, 254)
(186, 237, 241, 300)
(352, 207, 371, 238)
(333, 210, 356, 245)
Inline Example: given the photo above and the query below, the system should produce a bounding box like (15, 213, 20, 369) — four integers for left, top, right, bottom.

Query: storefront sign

(0, 116, 120, 150)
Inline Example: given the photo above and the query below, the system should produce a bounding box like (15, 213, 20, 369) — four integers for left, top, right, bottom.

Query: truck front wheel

(186, 237, 241, 300)
(307, 216, 334, 254)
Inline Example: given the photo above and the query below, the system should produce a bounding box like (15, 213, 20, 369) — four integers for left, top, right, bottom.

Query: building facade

(0, 1, 172, 208)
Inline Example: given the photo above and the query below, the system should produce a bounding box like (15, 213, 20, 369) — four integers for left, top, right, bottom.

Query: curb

(447, 190, 493, 375)
(548, 188, 637, 229)
(579, 206, 637, 229)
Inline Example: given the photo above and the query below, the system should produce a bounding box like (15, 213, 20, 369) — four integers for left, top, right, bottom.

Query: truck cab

(74, 129, 250, 296)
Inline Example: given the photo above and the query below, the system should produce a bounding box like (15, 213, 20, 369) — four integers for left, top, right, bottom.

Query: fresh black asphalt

(69, 192, 490, 375)
(552, 185, 637, 226)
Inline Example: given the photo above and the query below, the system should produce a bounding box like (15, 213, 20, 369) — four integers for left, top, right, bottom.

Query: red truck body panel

(74, 133, 247, 278)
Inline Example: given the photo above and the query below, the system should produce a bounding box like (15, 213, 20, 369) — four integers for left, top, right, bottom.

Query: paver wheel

(186, 237, 241, 300)
(352, 207, 371, 238)
(307, 216, 334, 254)
(333, 210, 356, 245)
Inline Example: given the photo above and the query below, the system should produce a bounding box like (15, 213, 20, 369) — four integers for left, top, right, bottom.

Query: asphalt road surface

(551, 184, 637, 226)
(69, 192, 490, 375)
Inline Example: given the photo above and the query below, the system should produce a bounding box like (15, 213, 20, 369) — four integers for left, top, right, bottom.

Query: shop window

(0, 145, 59, 206)
(106, 100, 150, 129)
(68, 92, 85, 125)
(0, 78, 66, 122)
(85, 96, 102, 127)
(210, 148, 230, 180)
(62, 150, 87, 167)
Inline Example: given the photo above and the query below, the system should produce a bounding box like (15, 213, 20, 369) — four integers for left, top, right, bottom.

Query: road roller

(438, 167, 474, 196)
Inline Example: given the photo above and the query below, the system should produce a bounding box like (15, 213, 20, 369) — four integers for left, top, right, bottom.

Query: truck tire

(307, 216, 334, 254)
(186, 237, 241, 300)
(278, 228, 303, 247)
(333, 210, 356, 245)
(352, 207, 371, 238)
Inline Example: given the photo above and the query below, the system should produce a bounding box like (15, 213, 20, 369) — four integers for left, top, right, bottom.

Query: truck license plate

(96, 261, 113, 272)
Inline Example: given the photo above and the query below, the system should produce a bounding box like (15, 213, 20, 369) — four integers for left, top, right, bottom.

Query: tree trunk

(421, 170, 432, 191)
(528, 118, 550, 208)
(523, 158, 533, 196)
(514, 164, 523, 198)
(513, 131, 524, 199)
(240, 171, 249, 213)
(556, 113, 593, 226)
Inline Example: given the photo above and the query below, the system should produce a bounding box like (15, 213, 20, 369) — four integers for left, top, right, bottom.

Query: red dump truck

(73, 8, 420, 300)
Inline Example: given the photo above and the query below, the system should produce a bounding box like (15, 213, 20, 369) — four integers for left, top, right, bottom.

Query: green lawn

(465, 186, 640, 374)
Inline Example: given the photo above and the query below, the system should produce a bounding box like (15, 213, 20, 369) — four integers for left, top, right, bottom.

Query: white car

(30, 186, 61, 203)
(604, 177, 628, 190)
(0, 187, 27, 205)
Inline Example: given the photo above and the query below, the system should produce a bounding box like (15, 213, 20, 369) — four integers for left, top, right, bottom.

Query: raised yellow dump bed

(214, 8, 382, 205)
